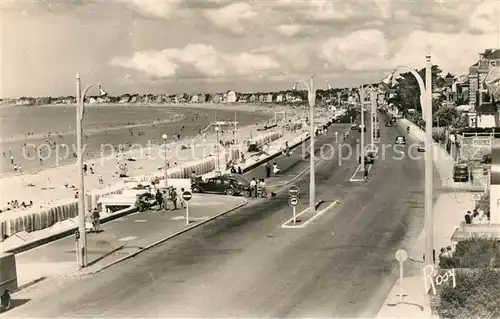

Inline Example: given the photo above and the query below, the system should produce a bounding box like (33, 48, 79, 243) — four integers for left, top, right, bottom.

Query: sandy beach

(0, 103, 280, 176)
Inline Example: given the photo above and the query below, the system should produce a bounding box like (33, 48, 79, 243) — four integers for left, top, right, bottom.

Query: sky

(1, 0, 500, 98)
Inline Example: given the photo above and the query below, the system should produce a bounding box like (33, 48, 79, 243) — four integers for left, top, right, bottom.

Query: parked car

(395, 136, 406, 145)
(191, 174, 251, 196)
(350, 123, 358, 130)
(417, 141, 426, 152)
(0, 253, 17, 312)
(453, 164, 471, 183)
(385, 121, 393, 127)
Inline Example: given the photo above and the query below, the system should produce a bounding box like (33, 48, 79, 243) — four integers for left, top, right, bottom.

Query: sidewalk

(376, 192, 472, 318)
(13, 194, 246, 288)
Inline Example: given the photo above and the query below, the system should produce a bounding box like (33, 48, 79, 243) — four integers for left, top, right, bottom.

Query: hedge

(438, 268, 500, 319)
(440, 238, 500, 269)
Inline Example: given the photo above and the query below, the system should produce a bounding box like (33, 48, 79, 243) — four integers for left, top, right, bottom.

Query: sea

(0, 104, 271, 176)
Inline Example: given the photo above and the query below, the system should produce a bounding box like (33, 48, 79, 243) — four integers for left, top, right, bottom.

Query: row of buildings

(454, 49, 500, 128)
(2, 89, 345, 107)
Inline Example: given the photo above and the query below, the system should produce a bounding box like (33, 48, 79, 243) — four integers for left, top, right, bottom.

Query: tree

(434, 106, 459, 127)
(391, 64, 447, 114)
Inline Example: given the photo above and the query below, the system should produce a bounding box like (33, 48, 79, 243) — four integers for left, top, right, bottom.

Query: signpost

(395, 249, 408, 302)
(74, 229, 80, 270)
(289, 196, 299, 223)
(182, 191, 192, 225)
(289, 185, 300, 197)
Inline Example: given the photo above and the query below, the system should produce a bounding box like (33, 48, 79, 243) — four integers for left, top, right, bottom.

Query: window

(223, 180, 231, 185)
(215, 179, 222, 184)
(208, 179, 215, 183)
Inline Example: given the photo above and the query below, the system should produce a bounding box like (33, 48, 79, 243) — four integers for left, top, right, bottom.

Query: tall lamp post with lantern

(215, 126, 220, 173)
(75, 73, 97, 268)
(162, 133, 168, 188)
(382, 54, 434, 268)
(293, 75, 317, 211)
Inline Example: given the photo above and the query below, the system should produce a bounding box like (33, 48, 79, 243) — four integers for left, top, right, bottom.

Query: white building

(226, 90, 237, 103)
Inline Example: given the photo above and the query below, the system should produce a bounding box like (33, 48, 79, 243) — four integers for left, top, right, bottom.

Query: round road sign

(182, 191, 193, 201)
(471, 194, 481, 201)
(289, 196, 299, 207)
(289, 185, 300, 196)
(395, 249, 408, 262)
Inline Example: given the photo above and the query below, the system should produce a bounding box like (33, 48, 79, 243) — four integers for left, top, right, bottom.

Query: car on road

(0, 253, 17, 312)
(395, 136, 406, 145)
(417, 141, 426, 152)
(453, 164, 471, 183)
(358, 125, 367, 132)
(385, 121, 393, 127)
(350, 123, 358, 130)
(191, 174, 251, 196)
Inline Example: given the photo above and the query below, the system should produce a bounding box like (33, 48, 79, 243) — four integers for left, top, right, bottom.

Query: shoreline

(0, 111, 275, 179)
(0, 103, 280, 144)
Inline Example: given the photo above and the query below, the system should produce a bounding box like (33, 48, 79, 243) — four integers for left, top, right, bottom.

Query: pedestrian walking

(364, 168, 368, 182)
(92, 208, 100, 233)
(272, 163, 280, 176)
(260, 179, 268, 198)
(250, 177, 257, 198)
(155, 190, 163, 211)
(265, 162, 271, 178)
(179, 188, 186, 208)
(170, 187, 178, 210)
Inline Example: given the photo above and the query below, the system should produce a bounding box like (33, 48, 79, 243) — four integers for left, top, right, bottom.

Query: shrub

(438, 268, 500, 319)
(441, 238, 500, 269)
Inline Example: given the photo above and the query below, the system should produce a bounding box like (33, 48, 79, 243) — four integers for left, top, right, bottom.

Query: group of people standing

(154, 186, 186, 211)
(249, 178, 267, 198)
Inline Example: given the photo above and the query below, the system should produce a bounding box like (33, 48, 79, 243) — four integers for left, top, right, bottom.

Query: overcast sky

(1, 0, 499, 98)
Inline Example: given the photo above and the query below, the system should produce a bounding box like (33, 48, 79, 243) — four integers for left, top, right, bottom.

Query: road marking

(281, 201, 339, 229)
(171, 216, 184, 220)
(134, 220, 147, 223)
(117, 236, 137, 242)
(349, 164, 372, 182)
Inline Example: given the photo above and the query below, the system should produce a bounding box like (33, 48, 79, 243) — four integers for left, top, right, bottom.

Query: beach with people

(0, 103, 275, 176)
(0, 102, 302, 218)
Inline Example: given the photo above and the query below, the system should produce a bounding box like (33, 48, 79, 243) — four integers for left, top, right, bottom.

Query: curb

(86, 199, 249, 275)
(6, 207, 138, 255)
(15, 276, 47, 293)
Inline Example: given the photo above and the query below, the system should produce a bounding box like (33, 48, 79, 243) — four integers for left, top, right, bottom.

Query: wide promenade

(5, 114, 434, 318)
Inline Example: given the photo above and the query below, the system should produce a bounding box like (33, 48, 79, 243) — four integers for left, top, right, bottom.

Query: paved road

(6, 116, 440, 318)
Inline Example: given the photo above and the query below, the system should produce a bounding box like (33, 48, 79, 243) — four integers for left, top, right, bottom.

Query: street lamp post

(370, 89, 378, 148)
(162, 134, 168, 187)
(215, 126, 220, 172)
(294, 75, 316, 211)
(384, 55, 434, 268)
(359, 87, 366, 171)
(75, 73, 94, 268)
